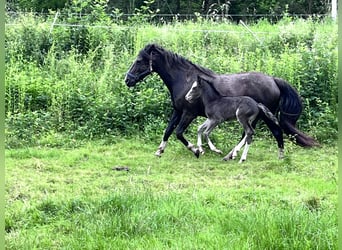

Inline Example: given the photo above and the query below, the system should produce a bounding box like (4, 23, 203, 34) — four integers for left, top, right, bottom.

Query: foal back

(206, 96, 260, 125)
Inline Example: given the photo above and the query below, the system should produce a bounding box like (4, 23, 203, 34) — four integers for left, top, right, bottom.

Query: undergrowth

(5, 13, 337, 148)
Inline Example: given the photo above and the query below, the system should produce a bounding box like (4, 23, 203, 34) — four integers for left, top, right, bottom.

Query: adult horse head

(125, 44, 155, 87)
(125, 43, 212, 157)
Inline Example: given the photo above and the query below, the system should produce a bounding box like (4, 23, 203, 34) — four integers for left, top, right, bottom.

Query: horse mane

(197, 76, 221, 98)
(143, 43, 216, 78)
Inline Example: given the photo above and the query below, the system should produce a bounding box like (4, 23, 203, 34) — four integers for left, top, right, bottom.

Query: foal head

(185, 80, 202, 103)
(185, 75, 212, 103)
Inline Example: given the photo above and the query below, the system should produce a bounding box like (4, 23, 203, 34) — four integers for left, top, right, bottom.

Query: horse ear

(197, 75, 203, 85)
(147, 43, 157, 53)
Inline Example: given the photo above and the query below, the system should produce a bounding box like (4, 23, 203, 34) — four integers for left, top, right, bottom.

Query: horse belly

(207, 102, 236, 122)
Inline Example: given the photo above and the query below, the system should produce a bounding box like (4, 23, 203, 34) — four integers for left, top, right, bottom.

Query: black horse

(125, 43, 318, 157)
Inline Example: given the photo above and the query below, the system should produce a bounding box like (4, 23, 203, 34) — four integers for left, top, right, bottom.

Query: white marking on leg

(239, 143, 250, 163)
(207, 137, 223, 154)
(202, 119, 222, 154)
(197, 123, 206, 154)
(278, 148, 284, 159)
(155, 141, 167, 156)
(187, 143, 199, 155)
(232, 135, 247, 159)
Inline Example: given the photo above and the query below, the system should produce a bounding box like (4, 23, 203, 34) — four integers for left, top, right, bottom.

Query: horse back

(212, 72, 280, 111)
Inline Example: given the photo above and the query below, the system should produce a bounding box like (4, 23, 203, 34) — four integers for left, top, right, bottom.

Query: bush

(5, 13, 337, 147)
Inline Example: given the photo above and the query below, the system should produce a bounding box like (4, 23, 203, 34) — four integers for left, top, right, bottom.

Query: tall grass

(5, 191, 337, 249)
(5, 13, 338, 147)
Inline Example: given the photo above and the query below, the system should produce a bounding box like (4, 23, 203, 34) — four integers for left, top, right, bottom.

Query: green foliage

(8, 0, 330, 20)
(6, 0, 68, 11)
(5, 13, 337, 147)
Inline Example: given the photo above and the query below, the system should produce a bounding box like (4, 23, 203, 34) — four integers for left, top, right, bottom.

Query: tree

(6, 0, 331, 20)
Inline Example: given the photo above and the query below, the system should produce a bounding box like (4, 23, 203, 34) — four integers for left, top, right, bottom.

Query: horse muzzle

(185, 94, 194, 103)
(125, 73, 138, 87)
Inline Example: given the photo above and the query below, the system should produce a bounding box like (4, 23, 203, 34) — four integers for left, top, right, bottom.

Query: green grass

(5, 137, 337, 249)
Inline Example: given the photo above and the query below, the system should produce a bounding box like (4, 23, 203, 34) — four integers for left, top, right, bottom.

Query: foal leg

(239, 133, 253, 163)
(155, 110, 181, 157)
(238, 120, 255, 163)
(197, 121, 208, 155)
(223, 135, 247, 161)
(203, 120, 223, 154)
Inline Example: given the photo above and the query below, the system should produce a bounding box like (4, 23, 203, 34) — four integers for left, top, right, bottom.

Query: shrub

(5, 13, 337, 147)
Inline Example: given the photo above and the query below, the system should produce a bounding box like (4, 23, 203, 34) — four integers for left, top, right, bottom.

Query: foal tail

(273, 77, 319, 147)
(257, 103, 279, 127)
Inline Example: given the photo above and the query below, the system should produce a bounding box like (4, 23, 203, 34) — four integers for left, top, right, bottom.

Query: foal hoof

(223, 156, 232, 161)
(223, 152, 234, 161)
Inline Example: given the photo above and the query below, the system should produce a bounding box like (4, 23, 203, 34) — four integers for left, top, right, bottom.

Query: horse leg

(223, 135, 247, 161)
(202, 119, 223, 154)
(224, 112, 255, 161)
(175, 112, 199, 158)
(155, 110, 181, 157)
(197, 121, 208, 155)
(238, 118, 255, 163)
(239, 143, 250, 163)
(239, 130, 254, 163)
(261, 116, 284, 159)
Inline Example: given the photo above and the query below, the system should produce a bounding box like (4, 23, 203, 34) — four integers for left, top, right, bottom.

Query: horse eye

(136, 58, 146, 66)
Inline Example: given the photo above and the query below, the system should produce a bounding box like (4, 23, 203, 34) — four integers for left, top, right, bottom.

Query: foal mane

(143, 43, 216, 78)
(198, 76, 222, 97)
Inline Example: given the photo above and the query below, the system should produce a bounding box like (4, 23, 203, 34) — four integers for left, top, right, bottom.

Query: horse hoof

(278, 153, 284, 159)
(195, 149, 200, 158)
(155, 150, 163, 157)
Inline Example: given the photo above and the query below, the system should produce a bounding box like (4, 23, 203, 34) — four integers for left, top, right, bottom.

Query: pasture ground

(5, 137, 338, 249)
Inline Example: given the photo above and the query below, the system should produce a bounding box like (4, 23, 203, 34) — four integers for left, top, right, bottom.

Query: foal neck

(200, 80, 221, 103)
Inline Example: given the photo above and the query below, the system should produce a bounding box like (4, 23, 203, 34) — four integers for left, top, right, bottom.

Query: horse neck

(152, 51, 215, 99)
(153, 58, 187, 95)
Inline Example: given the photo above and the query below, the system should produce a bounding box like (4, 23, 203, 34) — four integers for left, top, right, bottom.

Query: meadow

(5, 137, 338, 249)
(5, 12, 338, 249)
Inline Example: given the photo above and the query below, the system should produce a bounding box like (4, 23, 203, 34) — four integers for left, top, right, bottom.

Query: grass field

(5, 136, 337, 249)
(5, 11, 338, 250)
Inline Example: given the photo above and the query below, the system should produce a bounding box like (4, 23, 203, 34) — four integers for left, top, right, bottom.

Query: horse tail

(257, 103, 279, 127)
(273, 77, 319, 147)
